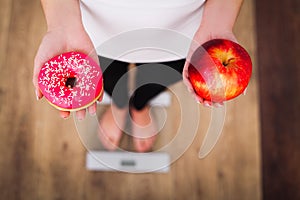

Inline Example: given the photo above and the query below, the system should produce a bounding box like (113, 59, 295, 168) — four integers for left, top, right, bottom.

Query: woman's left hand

(182, 27, 238, 107)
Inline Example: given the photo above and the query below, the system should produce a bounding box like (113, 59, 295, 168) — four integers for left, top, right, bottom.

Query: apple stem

(223, 58, 235, 66)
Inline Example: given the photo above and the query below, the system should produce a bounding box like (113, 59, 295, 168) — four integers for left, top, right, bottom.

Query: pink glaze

(38, 52, 103, 111)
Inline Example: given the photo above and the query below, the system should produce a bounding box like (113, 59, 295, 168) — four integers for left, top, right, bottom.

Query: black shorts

(98, 56, 185, 110)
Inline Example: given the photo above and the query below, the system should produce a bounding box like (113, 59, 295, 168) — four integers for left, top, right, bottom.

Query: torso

(80, 0, 206, 62)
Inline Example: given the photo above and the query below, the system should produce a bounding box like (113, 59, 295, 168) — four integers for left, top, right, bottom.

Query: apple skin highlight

(188, 39, 252, 102)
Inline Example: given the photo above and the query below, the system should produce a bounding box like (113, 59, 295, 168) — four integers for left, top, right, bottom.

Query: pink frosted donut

(38, 52, 103, 111)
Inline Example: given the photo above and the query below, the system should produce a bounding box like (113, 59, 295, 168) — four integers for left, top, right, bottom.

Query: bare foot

(98, 103, 127, 151)
(131, 106, 158, 152)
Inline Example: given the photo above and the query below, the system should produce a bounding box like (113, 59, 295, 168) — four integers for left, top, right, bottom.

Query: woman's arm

(34, 0, 99, 119)
(183, 0, 244, 106)
(41, 0, 83, 31)
(197, 0, 243, 36)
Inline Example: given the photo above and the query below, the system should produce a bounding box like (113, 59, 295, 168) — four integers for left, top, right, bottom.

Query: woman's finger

(88, 102, 97, 116)
(76, 109, 86, 120)
(60, 111, 70, 119)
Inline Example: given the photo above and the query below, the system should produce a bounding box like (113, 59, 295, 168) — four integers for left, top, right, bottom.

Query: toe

(97, 105, 127, 151)
(133, 136, 156, 152)
(98, 126, 119, 151)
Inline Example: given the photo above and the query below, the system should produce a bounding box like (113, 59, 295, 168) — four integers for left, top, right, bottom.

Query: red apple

(187, 39, 252, 102)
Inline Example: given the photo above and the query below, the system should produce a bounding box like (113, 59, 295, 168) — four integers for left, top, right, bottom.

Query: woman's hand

(182, 0, 243, 107)
(182, 28, 238, 107)
(33, 25, 100, 119)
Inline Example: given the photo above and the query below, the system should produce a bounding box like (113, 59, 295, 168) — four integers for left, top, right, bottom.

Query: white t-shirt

(80, 0, 205, 62)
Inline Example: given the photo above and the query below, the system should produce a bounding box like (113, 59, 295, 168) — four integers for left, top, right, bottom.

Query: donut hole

(65, 77, 77, 88)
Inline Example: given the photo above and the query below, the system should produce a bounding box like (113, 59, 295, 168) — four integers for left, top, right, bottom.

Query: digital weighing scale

(77, 91, 172, 173)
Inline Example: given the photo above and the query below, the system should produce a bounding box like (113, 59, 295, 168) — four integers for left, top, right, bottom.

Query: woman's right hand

(33, 24, 100, 119)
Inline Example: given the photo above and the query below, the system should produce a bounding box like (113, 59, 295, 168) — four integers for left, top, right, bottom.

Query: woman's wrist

(199, 0, 243, 34)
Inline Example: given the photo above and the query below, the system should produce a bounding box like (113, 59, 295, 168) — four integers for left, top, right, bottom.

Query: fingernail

(60, 112, 70, 119)
(195, 97, 203, 104)
(215, 103, 222, 108)
(243, 88, 247, 95)
(90, 111, 96, 116)
(35, 90, 40, 100)
(77, 113, 86, 121)
(89, 105, 97, 116)
(204, 102, 211, 107)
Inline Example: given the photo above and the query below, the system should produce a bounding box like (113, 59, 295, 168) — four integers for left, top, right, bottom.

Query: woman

(33, 0, 243, 152)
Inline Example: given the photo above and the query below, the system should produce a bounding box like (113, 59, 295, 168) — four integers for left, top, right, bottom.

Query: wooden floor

(256, 0, 300, 199)
(0, 0, 261, 199)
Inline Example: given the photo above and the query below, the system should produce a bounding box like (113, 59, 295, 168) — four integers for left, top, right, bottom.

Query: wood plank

(0, 0, 12, 72)
(255, 0, 300, 199)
